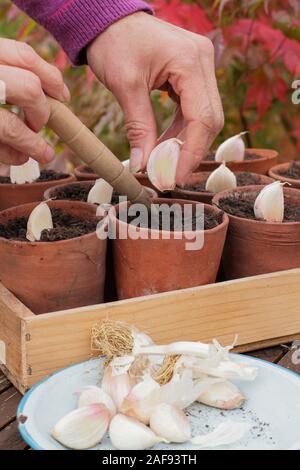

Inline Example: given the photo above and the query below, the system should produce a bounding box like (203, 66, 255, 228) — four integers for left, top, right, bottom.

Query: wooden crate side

(24, 268, 300, 388)
(0, 284, 33, 392)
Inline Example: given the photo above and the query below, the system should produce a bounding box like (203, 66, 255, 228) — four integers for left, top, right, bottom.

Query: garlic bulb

(205, 163, 237, 193)
(120, 375, 160, 424)
(191, 420, 251, 448)
(215, 132, 247, 163)
(150, 404, 191, 443)
(254, 181, 285, 223)
(26, 202, 53, 242)
(197, 381, 245, 410)
(109, 414, 166, 450)
(51, 404, 110, 450)
(77, 386, 116, 417)
(102, 366, 134, 411)
(10, 157, 40, 184)
(87, 178, 113, 205)
(147, 138, 182, 192)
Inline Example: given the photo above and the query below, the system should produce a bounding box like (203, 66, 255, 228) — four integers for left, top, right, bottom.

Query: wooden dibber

(46, 97, 152, 208)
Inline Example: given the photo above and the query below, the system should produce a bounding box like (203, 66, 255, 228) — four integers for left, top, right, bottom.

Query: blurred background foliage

(0, 0, 300, 169)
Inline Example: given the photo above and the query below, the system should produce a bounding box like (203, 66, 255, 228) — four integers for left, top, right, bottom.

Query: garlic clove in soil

(254, 181, 285, 223)
(109, 414, 167, 450)
(147, 138, 183, 192)
(51, 404, 110, 450)
(205, 163, 237, 193)
(191, 420, 251, 448)
(87, 178, 113, 205)
(77, 386, 116, 417)
(26, 202, 53, 242)
(215, 132, 247, 163)
(150, 404, 191, 443)
(10, 157, 40, 184)
(102, 366, 134, 411)
(197, 381, 245, 410)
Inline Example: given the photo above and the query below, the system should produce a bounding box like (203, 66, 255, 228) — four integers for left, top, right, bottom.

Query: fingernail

(44, 146, 55, 162)
(130, 148, 143, 174)
(63, 84, 71, 102)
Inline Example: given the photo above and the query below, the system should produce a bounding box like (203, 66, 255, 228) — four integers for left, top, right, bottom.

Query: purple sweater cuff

(14, 1, 153, 65)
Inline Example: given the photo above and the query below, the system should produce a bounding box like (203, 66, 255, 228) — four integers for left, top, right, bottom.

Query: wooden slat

(0, 387, 22, 429)
(0, 372, 10, 394)
(0, 421, 28, 450)
(23, 268, 300, 387)
(248, 345, 287, 363)
(278, 349, 300, 375)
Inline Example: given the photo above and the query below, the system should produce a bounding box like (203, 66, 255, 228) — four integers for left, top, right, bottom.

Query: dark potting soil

(184, 172, 263, 194)
(0, 208, 97, 242)
(0, 169, 69, 185)
(123, 207, 223, 231)
(217, 194, 300, 222)
(204, 151, 262, 162)
(277, 161, 300, 180)
(52, 183, 121, 205)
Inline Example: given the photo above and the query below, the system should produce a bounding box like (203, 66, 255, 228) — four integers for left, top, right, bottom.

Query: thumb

(117, 86, 157, 173)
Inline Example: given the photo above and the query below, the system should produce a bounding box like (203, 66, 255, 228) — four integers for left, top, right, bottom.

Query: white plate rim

(17, 354, 300, 451)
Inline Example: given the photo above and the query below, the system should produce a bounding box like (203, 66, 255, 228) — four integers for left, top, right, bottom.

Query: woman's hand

(0, 38, 70, 165)
(87, 12, 224, 185)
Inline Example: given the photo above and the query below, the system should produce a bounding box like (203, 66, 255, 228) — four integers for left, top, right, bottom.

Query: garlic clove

(147, 138, 182, 192)
(205, 163, 237, 193)
(26, 202, 53, 242)
(215, 132, 247, 163)
(120, 375, 160, 424)
(87, 178, 113, 205)
(10, 157, 40, 184)
(77, 386, 116, 417)
(109, 414, 167, 450)
(197, 381, 245, 410)
(191, 420, 251, 448)
(150, 404, 191, 443)
(51, 404, 110, 450)
(254, 181, 285, 222)
(102, 366, 134, 411)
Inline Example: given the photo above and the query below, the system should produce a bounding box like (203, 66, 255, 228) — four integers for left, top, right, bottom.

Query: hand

(0, 38, 70, 165)
(87, 12, 224, 185)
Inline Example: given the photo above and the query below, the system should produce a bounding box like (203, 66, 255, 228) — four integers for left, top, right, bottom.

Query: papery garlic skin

(87, 178, 113, 205)
(109, 414, 166, 450)
(150, 404, 191, 443)
(77, 386, 116, 417)
(147, 138, 182, 192)
(191, 420, 251, 448)
(51, 404, 110, 450)
(197, 381, 245, 410)
(254, 181, 285, 223)
(10, 157, 40, 184)
(102, 366, 134, 411)
(215, 133, 247, 163)
(205, 163, 237, 193)
(26, 202, 53, 242)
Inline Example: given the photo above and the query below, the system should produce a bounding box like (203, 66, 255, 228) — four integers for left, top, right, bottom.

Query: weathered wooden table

(0, 344, 299, 450)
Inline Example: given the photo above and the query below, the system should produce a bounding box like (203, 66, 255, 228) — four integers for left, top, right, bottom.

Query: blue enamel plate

(17, 355, 300, 450)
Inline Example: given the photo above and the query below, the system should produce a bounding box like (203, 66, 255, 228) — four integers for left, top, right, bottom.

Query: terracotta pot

(74, 165, 98, 181)
(0, 200, 107, 314)
(197, 149, 278, 175)
(212, 185, 300, 280)
(171, 172, 274, 205)
(269, 162, 300, 189)
(0, 173, 75, 211)
(111, 198, 229, 299)
(44, 180, 158, 201)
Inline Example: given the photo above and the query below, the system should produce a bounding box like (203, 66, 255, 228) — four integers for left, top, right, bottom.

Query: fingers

(0, 109, 55, 164)
(157, 106, 185, 144)
(0, 144, 29, 166)
(0, 65, 49, 131)
(114, 83, 157, 172)
(0, 39, 70, 102)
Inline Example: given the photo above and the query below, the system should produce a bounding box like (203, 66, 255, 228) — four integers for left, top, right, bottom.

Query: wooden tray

(1, 268, 300, 394)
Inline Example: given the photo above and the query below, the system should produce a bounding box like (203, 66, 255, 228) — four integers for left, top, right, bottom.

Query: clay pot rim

(0, 199, 101, 246)
(212, 184, 300, 226)
(111, 197, 229, 236)
(0, 173, 75, 189)
(173, 171, 274, 198)
(269, 161, 300, 185)
(200, 148, 278, 166)
(74, 164, 98, 179)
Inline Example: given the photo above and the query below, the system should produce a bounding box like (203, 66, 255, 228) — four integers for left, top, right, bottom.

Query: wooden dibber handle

(46, 97, 152, 208)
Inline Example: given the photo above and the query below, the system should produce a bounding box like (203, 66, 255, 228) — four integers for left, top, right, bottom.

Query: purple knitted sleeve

(13, 1, 153, 64)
